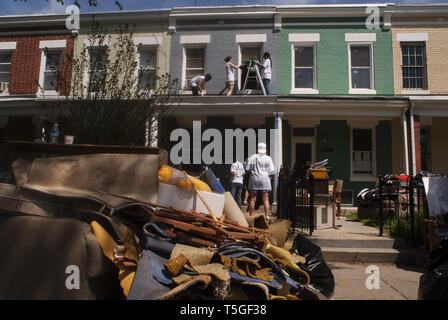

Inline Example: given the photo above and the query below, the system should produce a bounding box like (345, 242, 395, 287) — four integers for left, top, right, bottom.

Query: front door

(296, 143, 312, 177)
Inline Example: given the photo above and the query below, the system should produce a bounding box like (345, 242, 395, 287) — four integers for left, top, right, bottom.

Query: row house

(164, 4, 406, 204)
(0, 14, 75, 165)
(389, 4, 448, 176)
(1, 4, 447, 205)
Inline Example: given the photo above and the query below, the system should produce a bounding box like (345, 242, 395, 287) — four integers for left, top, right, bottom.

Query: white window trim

(345, 33, 377, 42)
(238, 43, 264, 92)
(396, 33, 428, 42)
(182, 44, 206, 92)
(291, 42, 318, 94)
(348, 42, 376, 94)
(350, 125, 377, 181)
(0, 42, 16, 96)
(39, 40, 66, 49)
(134, 36, 163, 46)
(236, 34, 267, 43)
(180, 35, 210, 44)
(289, 33, 320, 43)
(84, 41, 110, 91)
(38, 40, 66, 96)
(135, 45, 159, 92)
(0, 42, 17, 50)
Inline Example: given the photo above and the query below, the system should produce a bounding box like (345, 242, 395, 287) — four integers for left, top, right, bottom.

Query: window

(401, 42, 427, 89)
(352, 128, 373, 175)
(294, 46, 315, 89)
(42, 50, 62, 91)
(138, 48, 157, 90)
(350, 45, 373, 89)
(88, 47, 107, 90)
(0, 52, 12, 93)
(185, 47, 205, 89)
(240, 46, 262, 90)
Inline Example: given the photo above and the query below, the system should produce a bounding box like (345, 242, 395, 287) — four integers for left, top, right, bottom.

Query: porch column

(272, 112, 284, 207)
(402, 110, 410, 175)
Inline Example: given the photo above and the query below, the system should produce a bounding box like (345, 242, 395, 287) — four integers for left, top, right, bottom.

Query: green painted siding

(315, 120, 394, 203)
(278, 22, 394, 96)
(282, 120, 292, 170)
(316, 120, 351, 182)
(376, 120, 393, 176)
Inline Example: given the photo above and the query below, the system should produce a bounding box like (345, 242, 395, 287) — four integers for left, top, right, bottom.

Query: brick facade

(392, 26, 448, 95)
(0, 34, 74, 95)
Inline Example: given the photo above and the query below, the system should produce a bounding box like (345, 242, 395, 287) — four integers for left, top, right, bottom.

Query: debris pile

(0, 150, 335, 300)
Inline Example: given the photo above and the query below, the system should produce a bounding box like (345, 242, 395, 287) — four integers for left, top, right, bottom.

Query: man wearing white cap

(245, 142, 275, 219)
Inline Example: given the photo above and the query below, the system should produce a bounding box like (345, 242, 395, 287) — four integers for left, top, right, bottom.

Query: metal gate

(378, 175, 426, 246)
(277, 167, 315, 235)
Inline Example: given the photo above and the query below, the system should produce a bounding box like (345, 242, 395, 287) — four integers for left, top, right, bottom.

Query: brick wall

(169, 28, 278, 94)
(392, 26, 448, 95)
(0, 34, 74, 95)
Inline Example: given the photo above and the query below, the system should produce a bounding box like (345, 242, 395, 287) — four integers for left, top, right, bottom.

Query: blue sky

(1, 0, 447, 16)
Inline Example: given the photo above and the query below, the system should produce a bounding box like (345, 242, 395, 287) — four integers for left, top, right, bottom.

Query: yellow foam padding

(158, 165, 211, 192)
(90, 221, 136, 297)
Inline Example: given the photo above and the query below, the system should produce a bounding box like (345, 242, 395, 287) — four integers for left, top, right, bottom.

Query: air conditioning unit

(0, 82, 8, 93)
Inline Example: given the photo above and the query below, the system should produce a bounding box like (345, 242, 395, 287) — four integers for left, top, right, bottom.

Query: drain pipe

(402, 108, 410, 175)
(409, 100, 417, 176)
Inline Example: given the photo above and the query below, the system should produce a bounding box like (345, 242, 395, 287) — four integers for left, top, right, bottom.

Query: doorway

(292, 136, 315, 177)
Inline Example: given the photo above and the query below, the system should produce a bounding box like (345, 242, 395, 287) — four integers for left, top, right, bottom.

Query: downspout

(402, 108, 410, 175)
(409, 100, 417, 176)
(272, 112, 279, 208)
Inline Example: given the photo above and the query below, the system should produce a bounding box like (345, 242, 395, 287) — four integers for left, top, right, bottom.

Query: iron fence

(378, 175, 426, 246)
(277, 166, 315, 235)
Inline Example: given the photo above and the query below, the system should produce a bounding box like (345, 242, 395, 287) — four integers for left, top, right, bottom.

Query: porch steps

(287, 217, 424, 266)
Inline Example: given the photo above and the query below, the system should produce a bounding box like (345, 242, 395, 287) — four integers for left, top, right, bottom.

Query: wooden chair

(332, 179, 343, 217)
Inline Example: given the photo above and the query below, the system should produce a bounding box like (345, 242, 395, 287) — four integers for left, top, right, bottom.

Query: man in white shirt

(229, 160, 245, 208)
(190, 73, 212, 96)
(245, 142, 275, 219)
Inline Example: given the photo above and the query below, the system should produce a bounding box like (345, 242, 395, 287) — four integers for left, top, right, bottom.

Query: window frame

(348, 42, 376, 94)
(238, 43, 263, 92)
(350, 126, 377, 181)
(39, 49, 63, 94)
(291, 42, 318, 93)
(400, 41, 428, 91)
(182, 44, 206, 91)
(0, 50, 13, 95)
(136, 45, 158, 91)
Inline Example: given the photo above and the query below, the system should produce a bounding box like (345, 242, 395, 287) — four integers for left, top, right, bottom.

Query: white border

(350, 125, 377, 182)
(396, 33, 428, 42)
(291, 42, 318, 94)
(134, 36, 163, 46)
(348, 42, 376, 94)
(39, 40, 66, 49)
(0, 42, 17, 50)
(236, 34, 267, 43)
(345, 33, 377, 42)
(288, 33, 320, 42)
(180, 35, 210, 44)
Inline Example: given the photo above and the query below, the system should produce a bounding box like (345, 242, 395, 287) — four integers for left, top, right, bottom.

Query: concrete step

(309, 237, 407, 249)
(321, 247, 424, 265)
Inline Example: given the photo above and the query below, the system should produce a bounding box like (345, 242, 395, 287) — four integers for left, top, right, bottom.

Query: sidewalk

(329, 262, 424, 300)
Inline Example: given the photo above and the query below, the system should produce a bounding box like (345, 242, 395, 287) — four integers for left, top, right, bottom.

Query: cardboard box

(157, 183, 224, 218)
